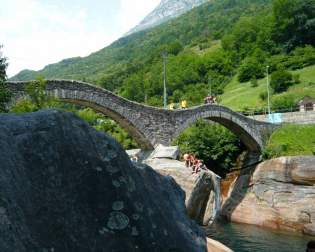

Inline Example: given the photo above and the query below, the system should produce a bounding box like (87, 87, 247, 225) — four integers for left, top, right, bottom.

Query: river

(206, 222, 312, 252)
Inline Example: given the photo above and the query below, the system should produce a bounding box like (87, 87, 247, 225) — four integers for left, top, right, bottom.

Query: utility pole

(162, 51, 167, 109)
(266, 65, 271, 115)
(208, 76, 212, 96)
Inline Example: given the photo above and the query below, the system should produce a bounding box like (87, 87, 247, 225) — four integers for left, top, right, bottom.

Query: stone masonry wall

(6, 80, 275, 151)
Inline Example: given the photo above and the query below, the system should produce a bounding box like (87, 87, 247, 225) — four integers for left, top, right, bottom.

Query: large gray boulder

(222, 156, 315, 236)
(0, 110, 206, 252)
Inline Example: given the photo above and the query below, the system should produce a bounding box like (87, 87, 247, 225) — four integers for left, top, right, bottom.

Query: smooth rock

(149, 144, 180, 160)
(222, 156, 315, 236)
(206, 238, 233, 252)
(144, 158, 198, 203)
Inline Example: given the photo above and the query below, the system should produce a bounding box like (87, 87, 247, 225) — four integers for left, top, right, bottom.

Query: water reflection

(206, 221, 312, 252)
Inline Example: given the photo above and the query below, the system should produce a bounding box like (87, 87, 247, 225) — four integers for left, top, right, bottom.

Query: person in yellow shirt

(169, 103, 175, 110)
(181, 100, 187, 109)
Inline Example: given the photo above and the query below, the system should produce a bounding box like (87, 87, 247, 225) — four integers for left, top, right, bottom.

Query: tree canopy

(0, 45, 11, 112)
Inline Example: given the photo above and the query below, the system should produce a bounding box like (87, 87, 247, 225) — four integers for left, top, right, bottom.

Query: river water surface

(206, 222, 312, 252)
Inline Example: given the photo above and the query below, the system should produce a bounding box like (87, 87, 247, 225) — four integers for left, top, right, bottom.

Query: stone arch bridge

(6, 80, 277, 152)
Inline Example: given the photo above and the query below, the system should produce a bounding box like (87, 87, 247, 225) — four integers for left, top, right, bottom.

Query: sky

(0, 0, 160, 77)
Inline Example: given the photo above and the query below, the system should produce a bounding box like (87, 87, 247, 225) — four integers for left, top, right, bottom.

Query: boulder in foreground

(0, 110, 206, 252)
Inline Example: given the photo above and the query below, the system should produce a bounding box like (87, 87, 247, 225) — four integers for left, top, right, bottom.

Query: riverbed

(206, 222, 312, 252)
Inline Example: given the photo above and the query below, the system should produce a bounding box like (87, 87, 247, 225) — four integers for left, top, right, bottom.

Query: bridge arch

(7, 80, 155, 150)
(171, 105, 276, 152)
(7, 80, 277, 152)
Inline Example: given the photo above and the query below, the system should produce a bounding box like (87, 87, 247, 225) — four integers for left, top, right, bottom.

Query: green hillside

(264, 124, 315, 158)
(11, 0, 272, 85)
(221, 65, 315, 111)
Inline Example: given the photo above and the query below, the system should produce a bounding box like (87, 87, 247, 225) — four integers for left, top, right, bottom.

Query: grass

(190, 40, 222, 55)
(264, 124, 315, 158)
(220, 76, 266, 111)
(220, 65, 315, 111)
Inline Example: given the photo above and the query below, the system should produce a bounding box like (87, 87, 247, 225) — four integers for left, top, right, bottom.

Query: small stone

(106, 165, 119, 174)
(119, 176, 127, 183)
(0, 207, 6, 214)
(112, 180, 121, 188)
(99, 226, 114, 235)
(132, 214, 140, 220)
(95, 167, 103, 172)
(127, 177, 136, 192)
(112, 201, 124, 211)
(107, 211, 129, 230)
(131, 226, 139, 236)
(108, 149, 118, 158)
(134, 202, 143, 212)
(148, 208, 154, 216)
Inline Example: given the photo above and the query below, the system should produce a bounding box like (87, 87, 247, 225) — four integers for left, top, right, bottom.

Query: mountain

(11, 0, 272, 84)
(125, 0, 209, 36)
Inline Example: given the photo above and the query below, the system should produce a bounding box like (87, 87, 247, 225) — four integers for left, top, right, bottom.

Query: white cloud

(0, 0, 160, 77)
(117, 0, 160, 33)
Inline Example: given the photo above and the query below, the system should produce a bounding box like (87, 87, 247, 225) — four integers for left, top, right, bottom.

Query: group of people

(204, 95, 217, 105)
(169, 100, 187, 110)
(168, 95, 217, 110)
(183, 153, 208, 174)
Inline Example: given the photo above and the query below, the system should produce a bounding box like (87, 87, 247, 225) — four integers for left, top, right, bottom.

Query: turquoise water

(206, 222, 312, 252)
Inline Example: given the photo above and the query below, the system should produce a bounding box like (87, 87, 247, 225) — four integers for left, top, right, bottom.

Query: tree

(11, 76, 59, 112)
(270, 68, 294, 93)
(174, 120, 243, 177)
(273, 0, 315, 51)
(238, 56, 265, 82)
(0, 45, 11, 112)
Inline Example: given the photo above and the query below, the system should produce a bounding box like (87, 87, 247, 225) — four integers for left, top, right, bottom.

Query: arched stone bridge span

(7, 80, 277, 151)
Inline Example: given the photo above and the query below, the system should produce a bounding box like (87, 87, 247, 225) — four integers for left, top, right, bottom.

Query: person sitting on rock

(192, 158, 201, 174)
(183, 154, 190, 167)
(307, 241, 315, 252)
(198, 160, 208, 172)
(183, 153, 194, 168)
(195, 159, 206, 173)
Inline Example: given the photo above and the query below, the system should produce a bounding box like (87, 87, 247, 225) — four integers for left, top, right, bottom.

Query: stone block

(149, 144, 180, 160)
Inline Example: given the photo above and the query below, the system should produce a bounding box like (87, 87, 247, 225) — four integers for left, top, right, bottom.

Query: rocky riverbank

(221, 156, 315, 236)
(144, 150, 315, 237)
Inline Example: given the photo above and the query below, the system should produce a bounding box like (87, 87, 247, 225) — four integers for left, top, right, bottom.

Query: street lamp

(266, 65, 271, 115)
(162, 51, 167, 109)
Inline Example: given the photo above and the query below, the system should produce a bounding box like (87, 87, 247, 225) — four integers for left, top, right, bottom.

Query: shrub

(293, 74, 300, 84)
(259, 91, 268, 101)
(173, 120, 243, 177)
(270, 68, 293, 93)
(238, 56, 265, 82)
(250, 77, 258, 87)
(271, 94, 296, 110)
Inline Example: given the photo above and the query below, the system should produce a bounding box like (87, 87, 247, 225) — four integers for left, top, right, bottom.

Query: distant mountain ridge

(126, 0, 209, 36)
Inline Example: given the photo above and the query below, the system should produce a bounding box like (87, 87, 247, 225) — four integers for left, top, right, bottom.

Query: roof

(298, 96, 315, 105)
